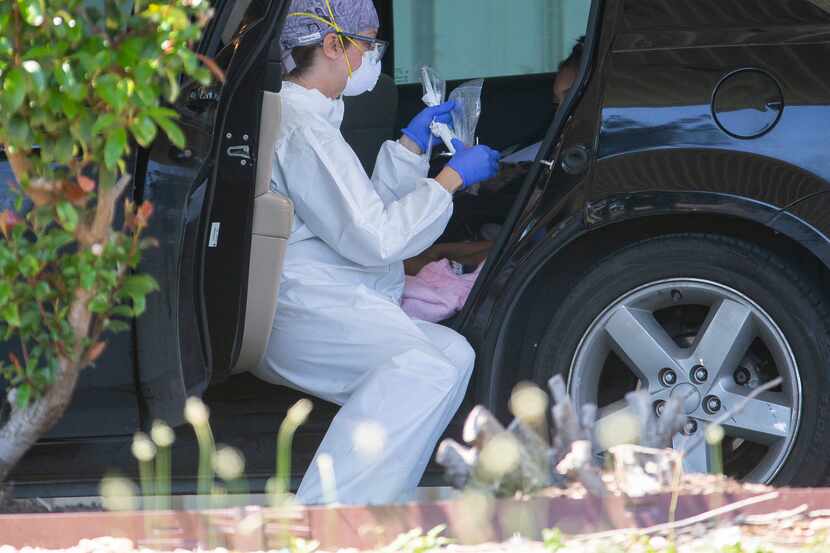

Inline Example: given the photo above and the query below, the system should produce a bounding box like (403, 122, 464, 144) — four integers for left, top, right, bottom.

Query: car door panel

(136, 0, 289, 425)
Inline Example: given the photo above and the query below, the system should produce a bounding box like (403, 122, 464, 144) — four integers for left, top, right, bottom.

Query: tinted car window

(392, 0, 589, 85)
(212, 0, 270, 70)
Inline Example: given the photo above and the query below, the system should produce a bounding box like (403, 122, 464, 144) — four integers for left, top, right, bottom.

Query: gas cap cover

(712, 68, 784, 139)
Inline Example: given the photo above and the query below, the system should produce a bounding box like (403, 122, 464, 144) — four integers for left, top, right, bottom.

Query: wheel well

(493, 213, 830, 408)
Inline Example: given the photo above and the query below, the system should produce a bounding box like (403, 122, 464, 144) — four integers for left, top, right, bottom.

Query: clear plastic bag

(420, 65, 452, 158)
(420, 65, 446, 107)
(449, 79, 484, 148)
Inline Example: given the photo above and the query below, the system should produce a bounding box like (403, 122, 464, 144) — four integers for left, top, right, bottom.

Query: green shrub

(0, 0, 212, 480)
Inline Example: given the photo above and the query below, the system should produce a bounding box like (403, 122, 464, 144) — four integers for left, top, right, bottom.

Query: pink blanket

(401, 259, 483, 323)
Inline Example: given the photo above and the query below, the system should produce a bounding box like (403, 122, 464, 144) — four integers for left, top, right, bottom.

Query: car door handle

(561, 144, 591, 175)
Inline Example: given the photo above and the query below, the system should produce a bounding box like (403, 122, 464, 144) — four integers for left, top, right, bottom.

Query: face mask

(342, 48, 382, 97)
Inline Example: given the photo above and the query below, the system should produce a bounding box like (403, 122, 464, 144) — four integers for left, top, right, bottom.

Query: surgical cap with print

(280, 0, 379, 73)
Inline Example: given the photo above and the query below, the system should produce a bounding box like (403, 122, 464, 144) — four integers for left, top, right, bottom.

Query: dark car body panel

(457, 0, 830, 412)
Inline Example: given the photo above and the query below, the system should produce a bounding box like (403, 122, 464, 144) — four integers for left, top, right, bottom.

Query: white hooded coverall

(253, 82, 475, 505)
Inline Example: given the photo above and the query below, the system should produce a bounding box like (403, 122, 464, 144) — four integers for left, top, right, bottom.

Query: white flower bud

(91, 243, 104, 256)
(214, 446, 245, 481)
(99, 475, 138, 512)
(509, 382, 549, 422)
(150, 420, 175, 448)
(705, 423, 725, 445)
(184, 397, 209, 426)
(131, 432, 156, 462)
(478, 432, 520, 479)
(286, 398, 313, 427)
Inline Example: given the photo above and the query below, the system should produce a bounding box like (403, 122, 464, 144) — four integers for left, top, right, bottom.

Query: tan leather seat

(232, 90, 293, 373)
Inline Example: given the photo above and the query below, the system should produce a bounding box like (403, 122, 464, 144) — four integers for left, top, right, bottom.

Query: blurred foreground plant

(0, 0, 212, 481)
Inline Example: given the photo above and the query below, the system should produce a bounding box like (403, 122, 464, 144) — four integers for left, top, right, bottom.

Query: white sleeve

(278, 125, 453, 267)
(371, 140, 429, 203)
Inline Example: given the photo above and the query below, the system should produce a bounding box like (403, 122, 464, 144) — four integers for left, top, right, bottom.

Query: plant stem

(708, 441, 724, 475)
(155, 445, 171, 510)
(195, 425, 215, 498)
(275, 421, 300, 497)
(138, 459, 154, 510)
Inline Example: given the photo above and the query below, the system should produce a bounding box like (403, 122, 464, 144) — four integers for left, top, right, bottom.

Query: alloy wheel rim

(567, 278, 801, 483)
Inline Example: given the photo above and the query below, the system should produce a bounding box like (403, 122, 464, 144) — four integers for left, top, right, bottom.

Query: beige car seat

(232, 90, 293, 373)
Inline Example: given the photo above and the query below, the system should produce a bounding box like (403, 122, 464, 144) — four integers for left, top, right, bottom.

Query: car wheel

(533, 233, 830, 485)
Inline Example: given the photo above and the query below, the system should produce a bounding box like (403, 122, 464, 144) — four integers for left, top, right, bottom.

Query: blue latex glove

(447, 139, 501, 189)
(401, 100, 456, 153)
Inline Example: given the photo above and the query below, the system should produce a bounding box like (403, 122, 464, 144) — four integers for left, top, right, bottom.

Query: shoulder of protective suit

(276, 118, 344, 156)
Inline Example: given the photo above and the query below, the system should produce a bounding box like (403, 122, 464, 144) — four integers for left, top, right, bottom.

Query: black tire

(533, 233, 830, 486)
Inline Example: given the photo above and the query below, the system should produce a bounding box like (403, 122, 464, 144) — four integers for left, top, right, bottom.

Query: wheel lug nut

(654, 400, 666, 417)
(704, 395, 721, 414)
(684, 419, 698, 435)
(660, 369, 677, 387)
(691, 365, 708, 384)
(734, 367, 751, 386)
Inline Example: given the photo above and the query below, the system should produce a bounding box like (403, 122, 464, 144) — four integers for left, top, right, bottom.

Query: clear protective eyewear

(338, 31, 389, 60)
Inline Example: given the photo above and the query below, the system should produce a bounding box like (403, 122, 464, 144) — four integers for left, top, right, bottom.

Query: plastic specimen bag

(420, 65, 456, 157)
(449, 79, 484, 148)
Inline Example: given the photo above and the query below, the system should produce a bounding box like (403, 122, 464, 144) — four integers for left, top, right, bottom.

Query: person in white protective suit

(250, 0, 501, 505)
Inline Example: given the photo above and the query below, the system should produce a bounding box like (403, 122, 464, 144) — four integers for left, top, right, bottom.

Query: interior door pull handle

(227, 145, 251, 160)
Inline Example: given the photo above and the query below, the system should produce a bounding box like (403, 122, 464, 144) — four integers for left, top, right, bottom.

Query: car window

(392, 0, 590, 85)
(213, 0, 271, 65)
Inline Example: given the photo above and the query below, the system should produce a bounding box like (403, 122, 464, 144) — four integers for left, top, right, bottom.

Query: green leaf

(15, 383, 31, 409)
(2, 67, 26, 112)
(105, 320, 131, 333)
(117, 37, 145, 68)
(71, 111, 96, 145)
(2, 303, 20, 327)
(121, 274, 159, 297)
(104, 126, 128, 169)
(22, 44, 54, 60)
(19, 255, 40, 277)
(132, 295, 146, 316)
(54, 135, 75, 164)
(79, 265, 95, 290)
(165, 68, 180, 103)
(61, 95, 81, 118)
(33, 281, 50, 300)
(56, 201, 79, 232)
(6, 116, 32, 144)
(111, 305, 134, 318)
(129, 113, 157, 147)
(88, 294, 109, 314)
(17, 0, 45, 27)
(154, 114, 185, 149)
(0, 282, 10, 307)
(94, 73, 128, 111)
(91, 113, 117, 135)
(20, 307, 39, 329)
(0, 38, 10, 59)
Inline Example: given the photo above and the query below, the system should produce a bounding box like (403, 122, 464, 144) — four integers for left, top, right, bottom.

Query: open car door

(136, 0, 291, 424)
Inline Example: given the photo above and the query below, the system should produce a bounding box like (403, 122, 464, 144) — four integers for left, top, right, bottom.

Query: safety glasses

(338, 31, 389, 60)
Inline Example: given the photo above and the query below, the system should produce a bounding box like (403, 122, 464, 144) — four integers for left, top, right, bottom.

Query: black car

(5, 0, 830, 496)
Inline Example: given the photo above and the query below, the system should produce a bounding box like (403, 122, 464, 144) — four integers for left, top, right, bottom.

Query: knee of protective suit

(453, 339, 476, 375)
